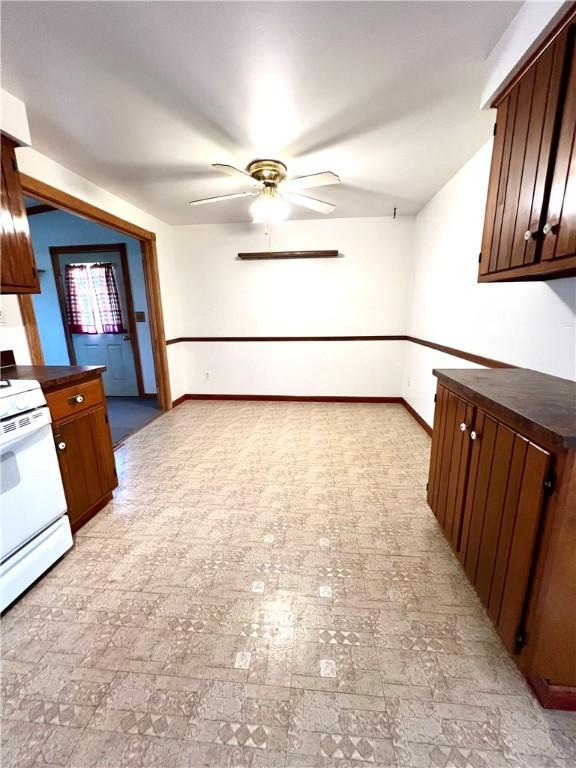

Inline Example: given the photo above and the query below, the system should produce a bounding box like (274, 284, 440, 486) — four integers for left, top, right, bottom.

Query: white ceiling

(2, 1, 521, 225)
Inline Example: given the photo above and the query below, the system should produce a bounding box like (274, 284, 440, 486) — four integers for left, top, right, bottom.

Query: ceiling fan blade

(212, 163, 261, 187)
(282, 192, 335, 214)
(283, 171, 341, 191)
(189, 191, 258, 206)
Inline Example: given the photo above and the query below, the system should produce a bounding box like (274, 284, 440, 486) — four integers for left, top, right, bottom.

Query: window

(65, 262, 125, 334)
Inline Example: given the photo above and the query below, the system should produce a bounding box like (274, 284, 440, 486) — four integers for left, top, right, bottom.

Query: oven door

(1, 411, 67, 562)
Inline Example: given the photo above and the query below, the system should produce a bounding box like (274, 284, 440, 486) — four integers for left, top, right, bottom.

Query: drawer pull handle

(459, 422, 468, 432)
(57, 441, 66, 451)
(470, 430, 479, 441)
(69, 394, 85, 405)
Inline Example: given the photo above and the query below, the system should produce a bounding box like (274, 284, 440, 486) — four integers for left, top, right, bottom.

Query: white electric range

(0, 378, 72, 611)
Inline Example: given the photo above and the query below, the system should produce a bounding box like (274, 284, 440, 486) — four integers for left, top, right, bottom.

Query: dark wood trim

(491, 4, 576, 107)
(401, 398, 433, 436)
(17, 295, 45, 365)
(166, 335, 408, 345)
(141, 239, 171, 411)
(173, 394, 403, 406)
(49, 244, 145, 396)
(528, 677, 576, 711)
(50, 249, 77, 365)
(238, 250, 339, 260)
(25, 203, 57, 216)
(19, 174, 155, 241)
(165, 335, 514, 370)
(16, 175, 171, 410)
(478, 258, 576, 282)
(117, 243, 145, 397)
(408, 337, 513, 369)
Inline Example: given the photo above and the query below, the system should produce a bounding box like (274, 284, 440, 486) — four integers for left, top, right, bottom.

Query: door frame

(50, 242, 145, 397)
(17, 174, 172, 410)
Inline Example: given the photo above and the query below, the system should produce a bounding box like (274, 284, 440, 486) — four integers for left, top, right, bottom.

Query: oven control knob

(15, 399, 31, 411)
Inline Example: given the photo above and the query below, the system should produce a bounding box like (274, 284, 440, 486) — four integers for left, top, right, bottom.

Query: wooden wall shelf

(237, 250, 339, 260)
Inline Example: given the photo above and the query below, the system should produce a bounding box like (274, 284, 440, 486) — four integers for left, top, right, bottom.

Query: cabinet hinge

(11, 158, 17, 172)
(514, 628, 526, 651)
(32, 267, 36, 278)
(478, 252, 482, 264)
(544, 473, 554, 495)
(493, 122, 497, 136)
(426, 482, 429, 491)
(105, 414, 109, 424)
(434, 393, 437, 403)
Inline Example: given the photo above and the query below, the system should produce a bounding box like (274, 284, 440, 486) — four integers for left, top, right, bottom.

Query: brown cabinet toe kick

(46, 372, 117, 532)
(428, 369, 576, 710)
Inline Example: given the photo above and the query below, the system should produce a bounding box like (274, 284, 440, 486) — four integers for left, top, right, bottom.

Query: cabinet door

(460, 410, 550, 654)
(427, 385, 474, 550)
(479, 31, 568, 276)
(54, 406, 117, 530)
(0, 138, 39, 294)
(541, 26, 576, 265)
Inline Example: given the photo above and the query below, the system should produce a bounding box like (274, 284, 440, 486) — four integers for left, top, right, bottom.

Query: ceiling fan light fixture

(250, 191, 289, 224)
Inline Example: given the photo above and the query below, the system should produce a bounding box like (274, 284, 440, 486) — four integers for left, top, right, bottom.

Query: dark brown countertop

(2, 364, 106, 393)
(434, 368, 576, 450)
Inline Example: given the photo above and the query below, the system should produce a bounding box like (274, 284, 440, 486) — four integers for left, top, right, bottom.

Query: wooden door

(541, 26, 576, 265)
(460, 410, 550, 654)
(53, 406, 117, 530)
(479, 30, 568, 276)
(0, 137, 39, 293)
(427, 385, 474, 550)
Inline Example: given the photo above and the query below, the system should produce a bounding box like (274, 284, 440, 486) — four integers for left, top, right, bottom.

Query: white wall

(171, 216, 414, 396)
(0, 296, 32, 365)
(1, 89, 31, 146)
(403, 140, 576, 427)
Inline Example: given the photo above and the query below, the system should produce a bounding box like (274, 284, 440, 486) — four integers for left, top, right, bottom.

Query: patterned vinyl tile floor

(1, 402, 574, 767)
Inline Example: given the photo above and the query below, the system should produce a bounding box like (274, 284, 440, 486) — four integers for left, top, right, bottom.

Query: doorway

(18, 177, 171, 445)
(51, 244, 143, 396)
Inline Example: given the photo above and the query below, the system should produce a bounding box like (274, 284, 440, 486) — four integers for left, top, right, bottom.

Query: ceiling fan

(189, 159, 340, 222)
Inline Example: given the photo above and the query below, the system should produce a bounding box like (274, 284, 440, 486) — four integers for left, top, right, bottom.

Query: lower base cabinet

(428, 369, 576, 710)
(46, 374, 117, 531)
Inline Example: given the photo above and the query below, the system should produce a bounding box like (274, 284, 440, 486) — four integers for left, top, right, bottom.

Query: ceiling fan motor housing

(247, 159, 288, 188)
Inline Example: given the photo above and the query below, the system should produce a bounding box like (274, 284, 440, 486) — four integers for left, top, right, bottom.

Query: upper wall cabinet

(1, 135, 40, 294)
(479, 14, 576, 282)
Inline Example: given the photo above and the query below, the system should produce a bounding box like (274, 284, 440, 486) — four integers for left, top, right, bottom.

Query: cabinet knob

(459, 422, 468, 432)
(543, 222, 558, 236)
(68, 393, 85, 405)
(57, 441, 66, 451)
(523, 229, 537, 241)
(470, 431, 479, 441)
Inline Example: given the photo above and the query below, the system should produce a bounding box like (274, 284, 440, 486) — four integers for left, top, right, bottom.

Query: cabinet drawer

(46, 377, 104, 422)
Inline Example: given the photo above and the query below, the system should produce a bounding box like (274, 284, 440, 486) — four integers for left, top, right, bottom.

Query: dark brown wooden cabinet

(427, 386, 473, 551)
(428, 369, 576, 710)
(46, 372, 117, 531)
(0, 135, 40, 294)
(479, 12, 576, 282)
